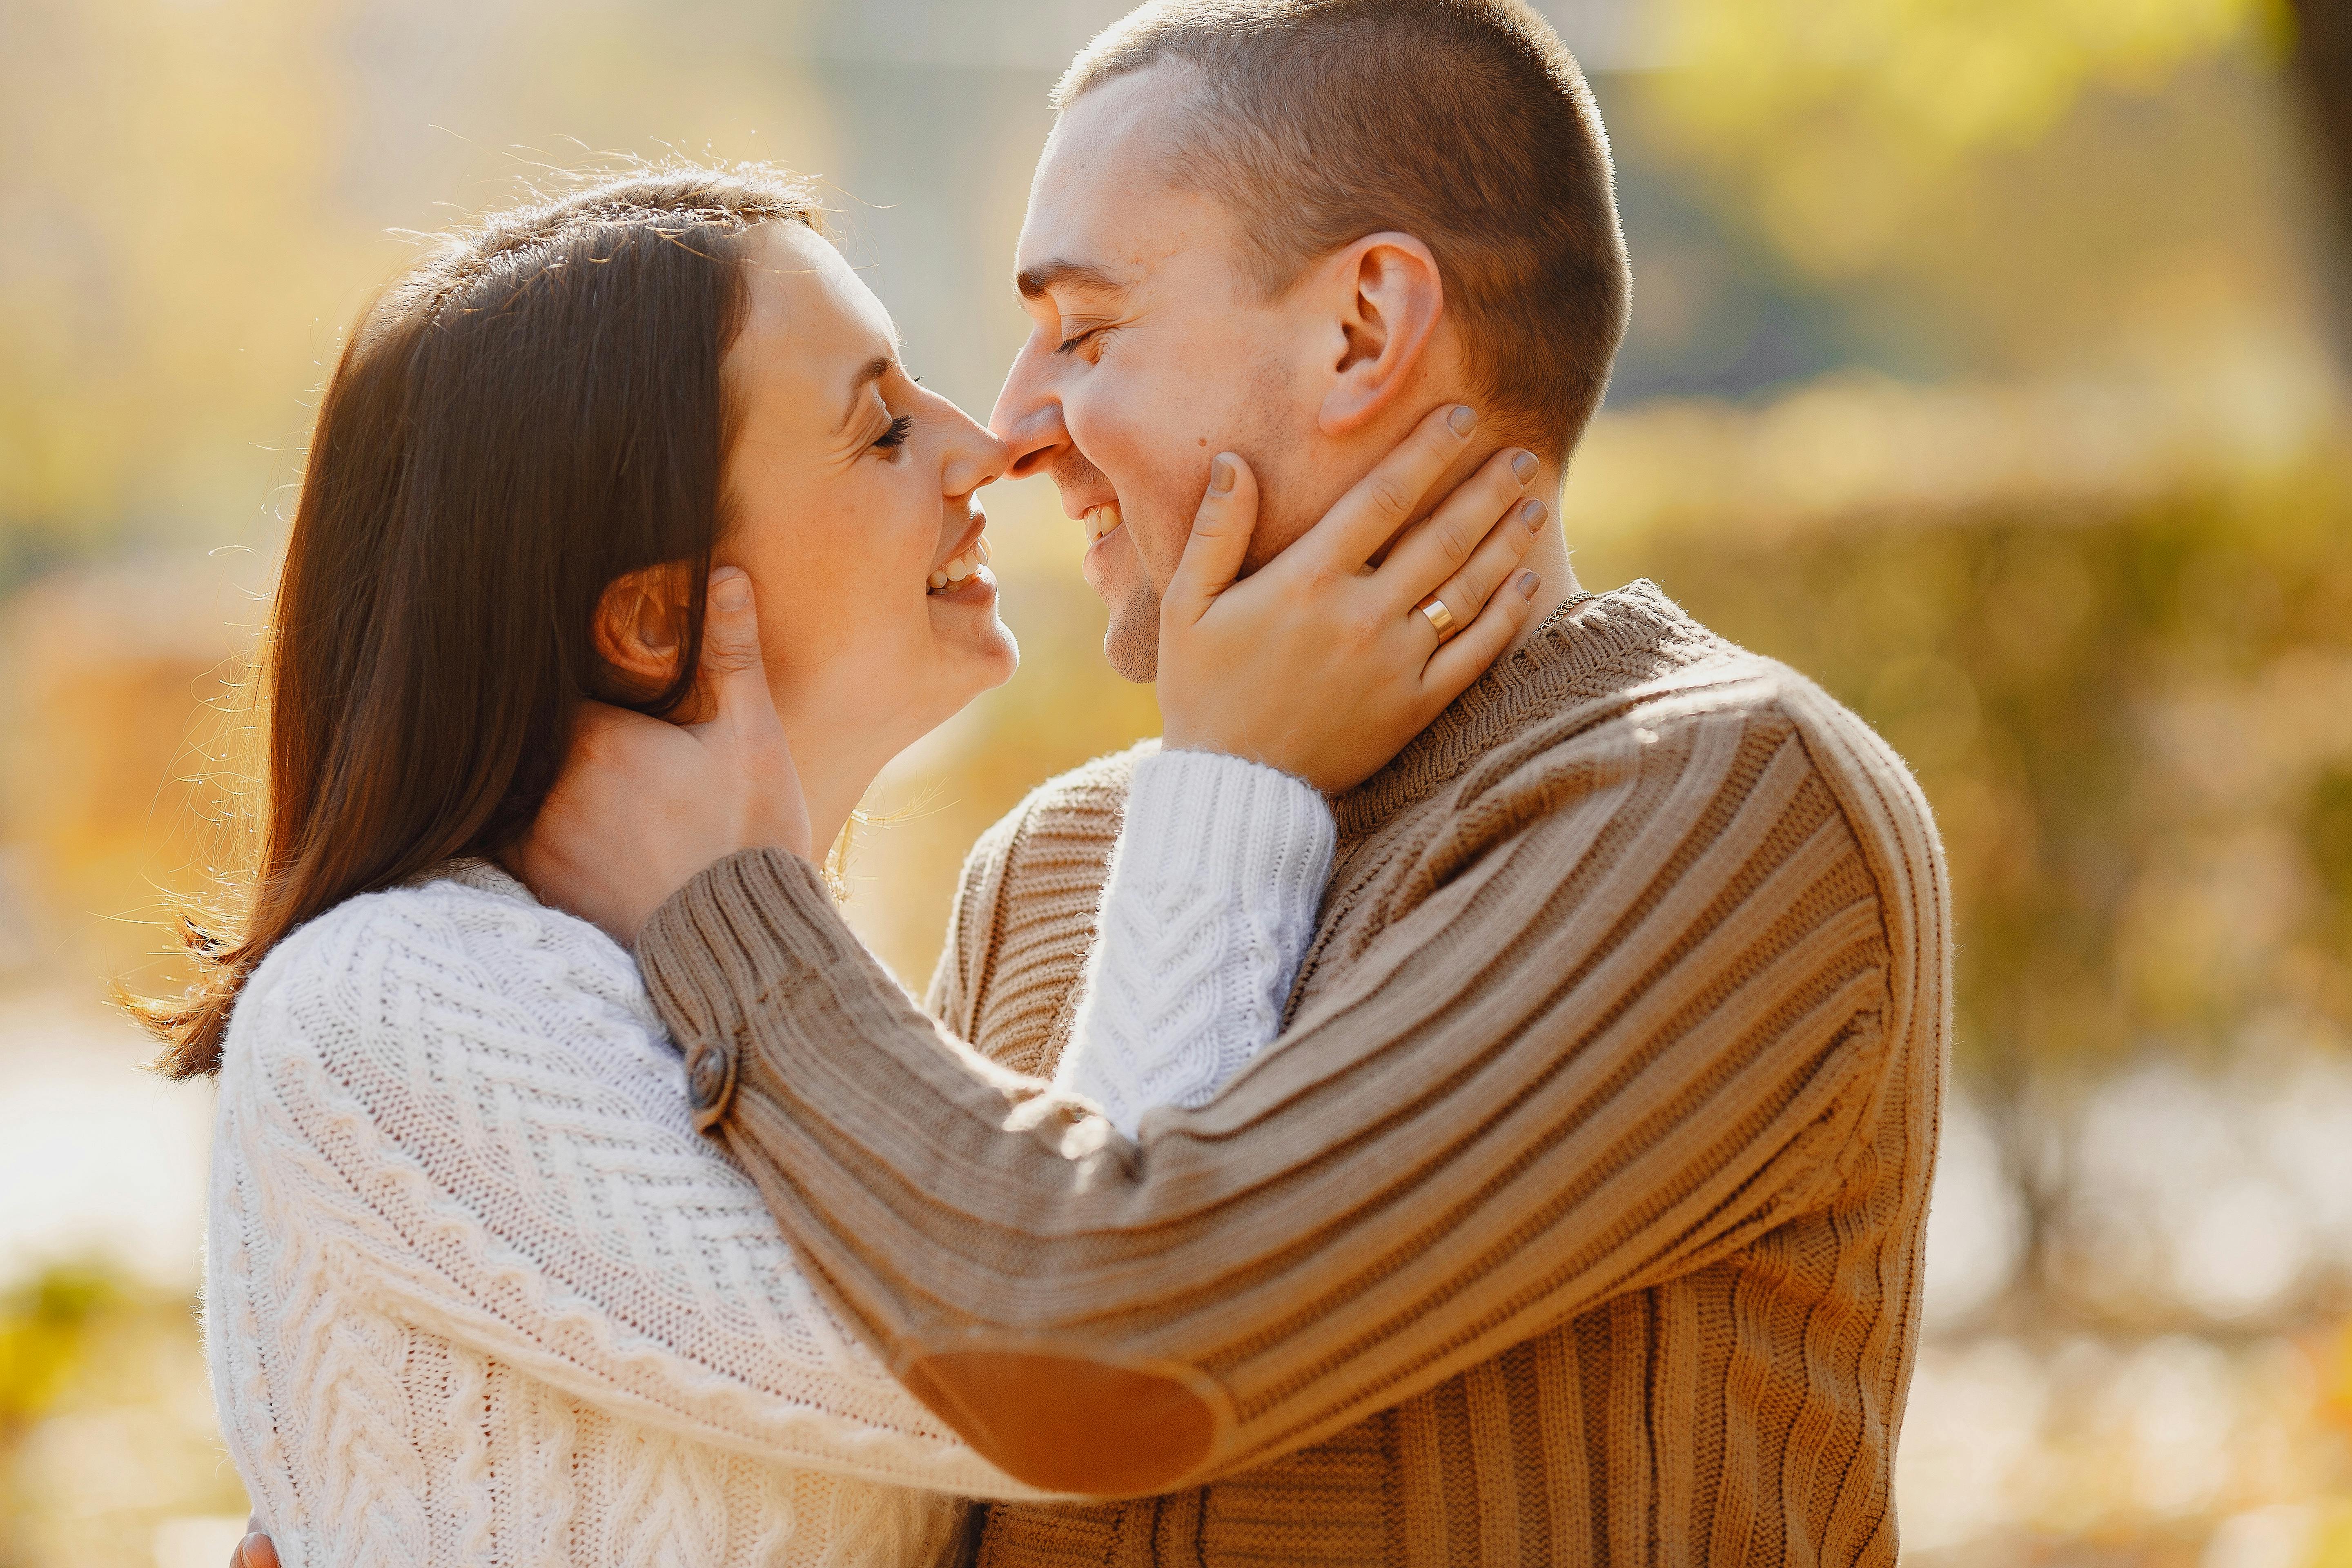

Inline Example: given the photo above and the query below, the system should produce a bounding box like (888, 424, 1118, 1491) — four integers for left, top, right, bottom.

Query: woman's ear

(591, 562, 696, 700)
(1316, 232, 1446, 437)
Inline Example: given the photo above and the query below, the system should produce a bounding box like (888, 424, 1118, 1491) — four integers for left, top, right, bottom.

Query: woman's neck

(784, 712, 905, 865)
(799, 769, 872, 865)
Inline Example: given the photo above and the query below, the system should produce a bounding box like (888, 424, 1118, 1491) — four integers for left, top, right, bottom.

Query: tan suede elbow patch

(900, 1343, 1231, 1497)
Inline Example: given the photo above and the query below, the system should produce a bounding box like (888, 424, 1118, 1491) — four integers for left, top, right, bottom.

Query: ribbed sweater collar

(1333, 578, 1715, 838)
(423, 586, 1709, 881)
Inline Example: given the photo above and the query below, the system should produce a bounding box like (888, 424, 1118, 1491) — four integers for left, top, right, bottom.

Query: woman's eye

(873, 413, 915, 452)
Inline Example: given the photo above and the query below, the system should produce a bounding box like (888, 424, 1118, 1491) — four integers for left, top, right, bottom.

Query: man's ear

(591, 561, 697, 701)
(1315, 232, 1445, 437)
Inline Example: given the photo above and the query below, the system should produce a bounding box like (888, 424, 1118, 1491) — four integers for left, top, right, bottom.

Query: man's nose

(989, 336, 1069, 482)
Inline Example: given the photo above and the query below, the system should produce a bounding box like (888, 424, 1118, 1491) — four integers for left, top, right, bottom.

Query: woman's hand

(510, 567, 812, 946)
(1156, 403, 1548, 793)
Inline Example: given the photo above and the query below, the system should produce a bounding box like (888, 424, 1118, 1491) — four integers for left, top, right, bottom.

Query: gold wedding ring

(1417, 594, 1458, 642)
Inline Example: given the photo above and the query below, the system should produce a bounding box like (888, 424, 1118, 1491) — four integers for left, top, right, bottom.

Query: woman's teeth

(927, 534, 990, 594)
(1083, 503, 1123, 545)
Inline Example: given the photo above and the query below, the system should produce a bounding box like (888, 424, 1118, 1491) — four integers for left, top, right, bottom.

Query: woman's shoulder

(229, 861, 662, 1076)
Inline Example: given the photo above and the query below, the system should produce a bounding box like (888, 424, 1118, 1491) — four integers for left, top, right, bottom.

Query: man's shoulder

(1629, 635, 1938, 860)
(1479, 593, 1942, 936)
(1510, 590, 1927, 826)
(963, 737, 1158, 883)
(1023, 737, 1159, 821)
(1575, 627, 1948, 989)
(930, 739, 1158, 1049)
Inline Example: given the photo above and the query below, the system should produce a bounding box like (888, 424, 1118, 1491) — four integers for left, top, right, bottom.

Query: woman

(148, 165, 1544, 1566)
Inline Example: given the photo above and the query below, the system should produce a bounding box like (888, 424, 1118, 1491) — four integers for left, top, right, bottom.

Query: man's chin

(1080, 530, 1162, 682)
(1102, 588, 1160, 684)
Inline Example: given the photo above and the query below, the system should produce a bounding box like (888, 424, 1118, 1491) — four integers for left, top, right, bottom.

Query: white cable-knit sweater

(205, 751, 1332, 1568)
(1055, 751, 1332, 1135)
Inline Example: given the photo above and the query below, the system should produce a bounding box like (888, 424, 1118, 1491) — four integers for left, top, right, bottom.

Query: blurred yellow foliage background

(2, 0, 2351, 1564)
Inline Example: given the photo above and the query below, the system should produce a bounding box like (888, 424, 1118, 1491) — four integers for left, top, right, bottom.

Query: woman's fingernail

(1209, 454, 1237, 495)
(1516, 569, 1540, 599)
(1519, 497, 1548, 532)
(711, 568, 751, 611)
(1512, 450, 1538, 484)
(1448, 404, 1477, 436)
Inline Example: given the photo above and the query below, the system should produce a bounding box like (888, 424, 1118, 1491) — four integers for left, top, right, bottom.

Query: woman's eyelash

(874, 413, 915, 451)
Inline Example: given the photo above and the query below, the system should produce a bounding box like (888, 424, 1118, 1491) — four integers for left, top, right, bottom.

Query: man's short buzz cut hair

(1056, 0, 1632, 463)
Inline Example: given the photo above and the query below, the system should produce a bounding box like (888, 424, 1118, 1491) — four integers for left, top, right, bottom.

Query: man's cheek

(1131, 506, 1190, 591)
(1127, 452, 1218, 591)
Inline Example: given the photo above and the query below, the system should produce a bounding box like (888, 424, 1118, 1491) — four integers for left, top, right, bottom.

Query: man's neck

(1511, 516, 1581, 651)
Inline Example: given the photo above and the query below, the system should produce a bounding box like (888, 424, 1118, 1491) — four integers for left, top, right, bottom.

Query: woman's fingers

(1422, 565, 1542, 703)
(1413, 494, 1546, 644)
(1292, 402, 1484, 576)
(1163, 453, 1260, 629)
(1375, 445, 1541, 612)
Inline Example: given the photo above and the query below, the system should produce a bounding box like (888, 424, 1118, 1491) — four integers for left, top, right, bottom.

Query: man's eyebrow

(1015, 259, 1128, 301)
(835, 354, 893, 434)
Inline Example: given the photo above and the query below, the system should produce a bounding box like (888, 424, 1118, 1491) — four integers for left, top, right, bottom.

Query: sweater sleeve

(217, 883, 1044, 1499)
(637, 702, 1924, 1497)
(1054, 749, 1334, 1138)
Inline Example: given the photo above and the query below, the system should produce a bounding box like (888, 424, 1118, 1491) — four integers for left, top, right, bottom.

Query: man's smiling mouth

(1083, 502, 1123, 546)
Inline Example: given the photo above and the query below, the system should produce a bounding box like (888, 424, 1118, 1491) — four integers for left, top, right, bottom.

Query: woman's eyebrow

(834, 355, 894, 434)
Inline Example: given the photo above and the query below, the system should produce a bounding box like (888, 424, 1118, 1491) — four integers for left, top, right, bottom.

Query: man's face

(990, 66, 1331, 682)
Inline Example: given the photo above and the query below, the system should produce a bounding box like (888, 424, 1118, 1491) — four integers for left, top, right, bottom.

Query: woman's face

(716, 222, 1016, 773)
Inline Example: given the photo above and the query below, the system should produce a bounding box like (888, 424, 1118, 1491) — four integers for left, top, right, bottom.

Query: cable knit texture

(206, 752, 1329, 1567)
(1057, 749, 1334, 1138)
(638, 581, 1953, 1567)
(206, 861, 1016, 1568)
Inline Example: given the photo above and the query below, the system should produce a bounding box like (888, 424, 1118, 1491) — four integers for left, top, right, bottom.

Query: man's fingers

(1163, 453, 1259, 628)
(1297, 402, 1483, 575)
(566, 700, 640, 750)
(1411, 494, 1545, 644)
(1423, 566, 1541, 703)
(695, 567, 778, 737)
(234, 1531, 280, 1568)
(1376, 447, 1541, 611)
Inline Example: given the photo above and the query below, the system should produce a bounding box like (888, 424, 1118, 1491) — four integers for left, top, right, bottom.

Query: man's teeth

(927, 534, 991, 593)
(1083, 503, 1123, 545)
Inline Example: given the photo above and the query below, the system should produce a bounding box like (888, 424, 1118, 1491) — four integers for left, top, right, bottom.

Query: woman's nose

(942, 400, 1015, 496)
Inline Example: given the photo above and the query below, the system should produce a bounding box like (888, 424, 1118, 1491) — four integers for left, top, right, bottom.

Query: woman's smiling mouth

(927, 532, 990, 593)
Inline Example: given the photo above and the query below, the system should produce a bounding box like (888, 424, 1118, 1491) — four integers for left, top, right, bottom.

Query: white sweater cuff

(1055, 749, 1336, 1139)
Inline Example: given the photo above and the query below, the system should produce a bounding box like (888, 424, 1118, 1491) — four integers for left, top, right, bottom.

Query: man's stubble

(1089, 352, 1306, 687)
(1043, 447, 1166, 683)
(1103, 570, 1163, 684)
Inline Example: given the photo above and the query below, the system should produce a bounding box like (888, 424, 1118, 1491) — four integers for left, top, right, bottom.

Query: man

(237, 2, 1947, 1564)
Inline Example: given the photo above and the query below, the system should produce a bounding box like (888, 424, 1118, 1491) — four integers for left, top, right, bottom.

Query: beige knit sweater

(639, 582, 1951, 1566)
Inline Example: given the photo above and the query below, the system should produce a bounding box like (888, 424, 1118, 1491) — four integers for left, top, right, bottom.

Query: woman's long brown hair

(132, 165, 816, 1077)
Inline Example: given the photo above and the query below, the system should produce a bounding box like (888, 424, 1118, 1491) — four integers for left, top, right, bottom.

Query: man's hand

(1156, 403, 1545, 793)
(227, 1520, 276, 1568)
(512, 566, 812, 945)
